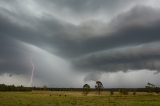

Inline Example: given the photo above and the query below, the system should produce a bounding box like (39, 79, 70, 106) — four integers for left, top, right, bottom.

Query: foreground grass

(0, 91, 160, 106)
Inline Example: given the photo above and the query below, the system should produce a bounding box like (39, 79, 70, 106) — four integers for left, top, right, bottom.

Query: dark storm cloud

(48, 1, 153, 23)
(55, 6, 160, 58)
(1, 0, 160, 77)
(38, 0, 136, 16)
(73, 42, 160, 72)
(0, 36, 31, 74)
(71, 6, 160, 72)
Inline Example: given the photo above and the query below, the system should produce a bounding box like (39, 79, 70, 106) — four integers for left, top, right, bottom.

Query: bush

(119, 89, 128, 95)
(110, 90, 114, 95)
(133, 91, 136, 95)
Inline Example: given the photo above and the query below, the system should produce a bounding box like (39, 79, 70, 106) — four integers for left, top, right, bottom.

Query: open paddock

(0, 91, 160, 106)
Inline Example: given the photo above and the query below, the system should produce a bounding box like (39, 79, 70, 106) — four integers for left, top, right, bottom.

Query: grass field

(0, 91, 160, 106)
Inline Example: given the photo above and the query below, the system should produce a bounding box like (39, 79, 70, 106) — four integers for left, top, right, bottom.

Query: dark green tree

(83, 84, 90, 96)
(95, 81, 103, 95)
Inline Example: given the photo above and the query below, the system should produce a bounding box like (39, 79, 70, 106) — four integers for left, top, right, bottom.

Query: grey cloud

(84, 72, 102, 82)
(38, 6, 160, 58)
(1, 3, 160, 70)
(2, 3, 160, 59)
(0, 37, 31, 74)
(73, 42, 160, 72)
(38, 0, 143, 18)
(38, 0, 121, 14)
(62, 6, 160, 58)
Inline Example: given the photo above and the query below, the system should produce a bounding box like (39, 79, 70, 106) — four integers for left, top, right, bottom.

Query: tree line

(83, 81, 160, 96)
(0, 84, 31, 91)
(0, 82, 159, 94)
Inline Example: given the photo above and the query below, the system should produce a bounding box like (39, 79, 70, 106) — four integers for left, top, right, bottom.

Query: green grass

(0, 91, 160, 106)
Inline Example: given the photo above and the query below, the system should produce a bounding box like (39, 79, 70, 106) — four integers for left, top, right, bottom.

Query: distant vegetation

(0, 84, 31, 91)
(0, 82, 159, 94)
(145, 82, 160, 93)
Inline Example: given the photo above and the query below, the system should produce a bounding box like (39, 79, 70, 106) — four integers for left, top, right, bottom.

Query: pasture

(0, 91, 160, 106)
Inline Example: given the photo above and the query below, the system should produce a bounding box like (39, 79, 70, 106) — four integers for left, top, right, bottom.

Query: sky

(1, 0, 160, 88)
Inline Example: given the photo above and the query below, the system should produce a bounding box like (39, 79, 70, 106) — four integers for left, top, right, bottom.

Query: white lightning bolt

(29, 58, 35, 87)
